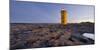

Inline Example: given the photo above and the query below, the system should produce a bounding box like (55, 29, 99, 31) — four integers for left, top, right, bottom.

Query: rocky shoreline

(10, 22, 94, 49)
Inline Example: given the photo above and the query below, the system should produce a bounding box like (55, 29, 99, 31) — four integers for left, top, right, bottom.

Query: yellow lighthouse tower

(61, 9, 68, 25)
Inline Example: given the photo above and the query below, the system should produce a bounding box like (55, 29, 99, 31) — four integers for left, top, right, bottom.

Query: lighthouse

(61, 9, 68, 25)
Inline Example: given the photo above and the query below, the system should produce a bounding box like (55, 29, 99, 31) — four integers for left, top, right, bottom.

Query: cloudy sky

(10, 0, 95, 23)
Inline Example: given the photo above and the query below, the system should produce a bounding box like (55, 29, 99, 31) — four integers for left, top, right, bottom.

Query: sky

(10, 0, 95, 23)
